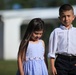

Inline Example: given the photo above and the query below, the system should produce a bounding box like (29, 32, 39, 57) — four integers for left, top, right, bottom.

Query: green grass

(0, 60, 52, 75)
(0, 60, 18, 75)
(48, 59, 52, 75)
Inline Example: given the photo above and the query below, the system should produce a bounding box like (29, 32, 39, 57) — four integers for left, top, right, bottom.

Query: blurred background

(0, 0, 76, 75)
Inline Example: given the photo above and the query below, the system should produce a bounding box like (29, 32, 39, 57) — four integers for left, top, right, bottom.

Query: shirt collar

(60, 24, 73, 30)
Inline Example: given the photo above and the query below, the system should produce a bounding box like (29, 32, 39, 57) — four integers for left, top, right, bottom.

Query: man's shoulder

(73, 26, 76, 29)
(50, 27, 61, 35)
(53, 27, 61, 31)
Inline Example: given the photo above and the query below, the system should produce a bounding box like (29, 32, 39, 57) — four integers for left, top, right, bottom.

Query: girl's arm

(17, 53, 24, 75)
(50, 58, 57, 75)
(42, 40, 48, 68)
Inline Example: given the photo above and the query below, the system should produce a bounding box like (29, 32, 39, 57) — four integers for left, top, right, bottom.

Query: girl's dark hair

(59, 4, 74, 16)
(18, 18, 44, 61)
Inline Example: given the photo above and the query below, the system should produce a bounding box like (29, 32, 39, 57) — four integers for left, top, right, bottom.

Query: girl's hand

(20, 72, 24, 75)
(51, 66, 57, 75)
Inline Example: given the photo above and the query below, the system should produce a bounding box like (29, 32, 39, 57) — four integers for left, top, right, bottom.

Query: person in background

(48, 4, 76, 75)
(17, 18, 48, 75)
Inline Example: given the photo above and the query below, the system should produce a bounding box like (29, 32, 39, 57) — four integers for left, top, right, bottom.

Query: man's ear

(73, 15, 76, 20)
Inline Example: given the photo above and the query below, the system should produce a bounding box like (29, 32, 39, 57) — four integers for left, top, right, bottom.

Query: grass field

(0, 60, 18, 75)
(0, 60, 51, 75)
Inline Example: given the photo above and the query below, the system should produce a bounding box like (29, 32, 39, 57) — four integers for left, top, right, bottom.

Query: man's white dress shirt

(48, 25, 76, 58)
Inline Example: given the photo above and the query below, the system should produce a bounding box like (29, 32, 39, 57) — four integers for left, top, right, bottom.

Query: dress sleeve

(48, 30, 58, 58)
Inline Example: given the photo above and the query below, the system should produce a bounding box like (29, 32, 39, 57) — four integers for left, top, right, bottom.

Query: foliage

(0, 0, 5, 10)
(0, 0, 76, 10)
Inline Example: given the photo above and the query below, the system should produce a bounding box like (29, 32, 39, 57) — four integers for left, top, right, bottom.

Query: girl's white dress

(17, 40, 48, 75)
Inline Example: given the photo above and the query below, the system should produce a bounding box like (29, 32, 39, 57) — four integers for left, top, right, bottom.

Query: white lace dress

(23, 40, 48, 75)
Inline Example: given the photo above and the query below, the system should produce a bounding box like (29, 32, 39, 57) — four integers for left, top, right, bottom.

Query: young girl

(17, 18, 48, 75)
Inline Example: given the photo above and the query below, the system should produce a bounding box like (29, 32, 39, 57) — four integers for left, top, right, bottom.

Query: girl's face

(59, 10, 75, 29)
(31, 30, 43, 41)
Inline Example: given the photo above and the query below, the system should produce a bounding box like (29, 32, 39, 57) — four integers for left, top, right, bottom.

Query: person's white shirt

(48, 24, 76, 58)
